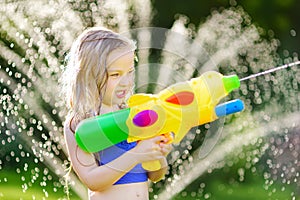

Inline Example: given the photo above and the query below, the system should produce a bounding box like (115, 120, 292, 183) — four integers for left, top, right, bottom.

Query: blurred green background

(153, 0, 300, 56)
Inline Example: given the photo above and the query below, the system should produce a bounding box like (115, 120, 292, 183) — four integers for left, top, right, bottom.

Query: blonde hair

(61, 27, 136, 120)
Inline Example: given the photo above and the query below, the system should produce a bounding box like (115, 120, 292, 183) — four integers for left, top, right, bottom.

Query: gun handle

(142, 160, 161, 171)
(141, 133, 174, 171)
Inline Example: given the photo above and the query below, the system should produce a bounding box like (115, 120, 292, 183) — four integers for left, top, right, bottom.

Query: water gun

(75, 71, 244, 170)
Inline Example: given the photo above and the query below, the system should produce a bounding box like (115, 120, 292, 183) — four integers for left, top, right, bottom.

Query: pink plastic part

(133, 110, 158, 127)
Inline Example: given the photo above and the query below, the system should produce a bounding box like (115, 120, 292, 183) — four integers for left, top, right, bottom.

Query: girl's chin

(112, 99, 125, 105)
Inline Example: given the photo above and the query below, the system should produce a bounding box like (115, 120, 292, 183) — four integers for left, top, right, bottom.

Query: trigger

(163, 132, 174, 144)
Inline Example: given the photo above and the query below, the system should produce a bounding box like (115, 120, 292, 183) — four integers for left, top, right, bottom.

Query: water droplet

(290, 29, 296, 37)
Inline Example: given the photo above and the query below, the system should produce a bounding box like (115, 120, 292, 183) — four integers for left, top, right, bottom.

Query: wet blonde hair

(61, 27, 136, 120)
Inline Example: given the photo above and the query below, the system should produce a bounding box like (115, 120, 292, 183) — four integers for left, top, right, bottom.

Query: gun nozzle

(222, 75, 240, 93)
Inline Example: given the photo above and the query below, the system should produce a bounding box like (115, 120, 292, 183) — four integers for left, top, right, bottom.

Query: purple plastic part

(132, 110, 158, 127)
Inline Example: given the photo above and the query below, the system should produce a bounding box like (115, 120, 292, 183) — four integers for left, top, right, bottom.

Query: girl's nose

(119, 73, 133, 86)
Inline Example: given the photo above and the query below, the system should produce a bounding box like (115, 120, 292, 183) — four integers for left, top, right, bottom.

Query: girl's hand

(159, 142, 173, 157)
(130, 135, 173, 164)
(159, 133, 173, 156)
(130, 136, 166, 163)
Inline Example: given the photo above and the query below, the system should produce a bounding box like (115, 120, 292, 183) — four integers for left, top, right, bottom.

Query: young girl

(61, 27, 172, 200)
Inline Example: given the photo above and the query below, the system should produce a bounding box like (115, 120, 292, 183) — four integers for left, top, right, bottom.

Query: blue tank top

(98, 140, 148, 185)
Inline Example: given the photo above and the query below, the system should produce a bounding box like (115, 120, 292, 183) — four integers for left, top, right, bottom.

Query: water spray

(240, 60, 300, 81)
(197, 61, 300, 158)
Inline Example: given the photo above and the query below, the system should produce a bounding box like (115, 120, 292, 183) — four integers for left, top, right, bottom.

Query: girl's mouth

(116, 90, 127, 98)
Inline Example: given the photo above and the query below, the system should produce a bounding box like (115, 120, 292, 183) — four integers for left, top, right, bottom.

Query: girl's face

(102, 47, 135, 107)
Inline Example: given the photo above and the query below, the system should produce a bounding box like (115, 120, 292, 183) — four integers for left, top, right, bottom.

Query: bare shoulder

(63, 117, 77, 146)
(63, 116, 98, 172)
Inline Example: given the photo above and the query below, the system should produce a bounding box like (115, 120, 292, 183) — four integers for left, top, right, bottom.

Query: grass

(172, 167, 298, 200)
(0, 169, 81, 200)
(1, 165, 298, 200)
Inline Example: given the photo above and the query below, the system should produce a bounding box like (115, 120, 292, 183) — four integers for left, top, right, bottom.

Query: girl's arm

(64, 121, 166, 192)
(65, 124, 135, 191)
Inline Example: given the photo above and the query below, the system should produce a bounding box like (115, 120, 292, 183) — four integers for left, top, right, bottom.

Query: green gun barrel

(75, 108, 130, 152)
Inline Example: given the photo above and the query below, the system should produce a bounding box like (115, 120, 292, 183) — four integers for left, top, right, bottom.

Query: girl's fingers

(150, 135, 165, 143)
(159, 144, 173, 155)
(153, 144, 161, 151)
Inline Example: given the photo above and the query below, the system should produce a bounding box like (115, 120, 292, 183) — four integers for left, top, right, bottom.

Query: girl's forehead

(107, 46, 134, 60)
(107, 47, 135, 69)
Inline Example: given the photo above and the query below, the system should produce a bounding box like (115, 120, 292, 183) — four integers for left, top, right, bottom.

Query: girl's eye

(110, 73, 120, 77)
